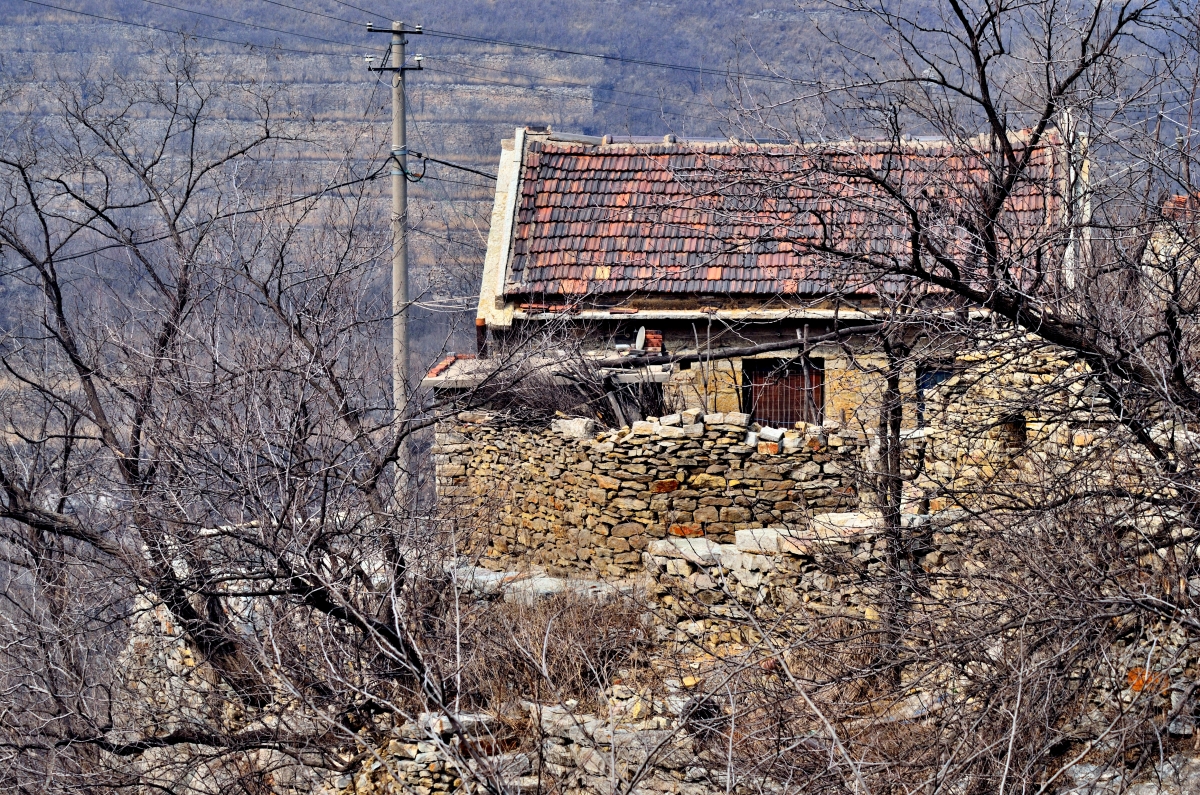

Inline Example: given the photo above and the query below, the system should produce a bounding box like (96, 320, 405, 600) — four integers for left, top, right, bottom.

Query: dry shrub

(457, 592, 652, 712)
(470, 331, 679, 428)
(471, 368, 597, 426)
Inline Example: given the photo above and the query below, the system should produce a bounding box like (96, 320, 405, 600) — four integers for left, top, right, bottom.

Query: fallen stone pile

(334, 686, 752, 795)
(329, 713, 534, 795)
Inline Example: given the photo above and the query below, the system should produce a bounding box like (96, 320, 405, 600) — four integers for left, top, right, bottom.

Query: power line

(362, 51, 389, 116)
(17, 0, 353, 56)
(409, 113, 493, 250)
(411, 150, 497, 181)
(247, 2, 733, 117)
(110, 0, 792, 114)
(323, 0, 808, 87)
(420, 28, 813, 87)
(250, 0, 361, 26)
(410, 227, 487, 251)
(129, 0, 361, 49)
(420, 173, 497, 190)
(326, 0, 385, 21)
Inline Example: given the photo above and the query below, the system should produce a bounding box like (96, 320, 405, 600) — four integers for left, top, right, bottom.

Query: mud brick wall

(434, 410, 865, 578)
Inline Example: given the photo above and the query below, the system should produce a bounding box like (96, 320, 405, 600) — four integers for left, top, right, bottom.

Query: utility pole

(368, 21, 422, 493)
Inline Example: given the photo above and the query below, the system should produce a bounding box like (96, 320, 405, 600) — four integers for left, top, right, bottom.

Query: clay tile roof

(424, 353, 476, 380)
(503, 137, 1064, 300)
(1164, 193, 1200, 221)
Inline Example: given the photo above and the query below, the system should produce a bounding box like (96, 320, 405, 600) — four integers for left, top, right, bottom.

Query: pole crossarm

(366, 22, 422, 34)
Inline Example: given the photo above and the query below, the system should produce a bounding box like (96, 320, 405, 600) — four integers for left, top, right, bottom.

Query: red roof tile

(424, 353, 476, 379)
(503, 138, 1064, 300)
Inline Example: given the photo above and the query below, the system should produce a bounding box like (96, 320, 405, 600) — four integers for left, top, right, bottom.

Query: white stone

(809, 511, 882, 539)
(735, 527, 794, 554)
(725, 412, 750, 426)
(504, 775, 541, 794)
(503, 577, 566, 604)
(651, 537, 731, 565)
(703, 412, 725, 425)
(457, 411, 492, 423)
(683, 423, 705, 437)
(647, 539, 682, 558)
(665, 559, 692, 576)
(610, 684, 636, 699)
(422, 711, 493, 736)
(576, 747, 608, 776)
(659, 413, 682, 426)
(566, 579, 623, 600)
(658, 425, 686, 439)
(733, 568, 764, 587)
(664, 696, 693, 715)
(551, 417, 596, 439)
(759, 426, 784, 442)
(492, 753, 533, 776)
(630, 420, 658, 435)
(718, 547, 742, 571)
(778, 535, 816, 556)
(453, 566, 522, 596)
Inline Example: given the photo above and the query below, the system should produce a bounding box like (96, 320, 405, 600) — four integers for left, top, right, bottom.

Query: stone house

(425, 126, 1074, 432)
(407, 138, 1200, 795)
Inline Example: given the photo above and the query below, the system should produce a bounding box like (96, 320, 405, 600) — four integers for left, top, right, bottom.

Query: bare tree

(6, 3, 1200, 793)
(0, 38, 591, 794)
(620, 0, 1200, 790)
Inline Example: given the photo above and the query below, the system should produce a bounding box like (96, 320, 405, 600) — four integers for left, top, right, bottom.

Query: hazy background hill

(0, 0, 883, 362)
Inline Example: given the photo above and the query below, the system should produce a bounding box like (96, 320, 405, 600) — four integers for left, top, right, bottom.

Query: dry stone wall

(644, 512, 915, 632)
(434, 410, 864, 578)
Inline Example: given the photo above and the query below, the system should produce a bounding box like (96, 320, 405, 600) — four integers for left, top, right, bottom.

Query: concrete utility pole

(368, 21, 422, 490)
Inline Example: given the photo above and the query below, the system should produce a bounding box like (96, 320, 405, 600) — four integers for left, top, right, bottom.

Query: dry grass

(455, 592, 654, 714)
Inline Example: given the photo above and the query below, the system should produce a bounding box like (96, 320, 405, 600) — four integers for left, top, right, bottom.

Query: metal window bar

(746, 358, 824, 426)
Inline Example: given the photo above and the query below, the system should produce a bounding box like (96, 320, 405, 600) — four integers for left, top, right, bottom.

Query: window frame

(741, 356, 825, 427)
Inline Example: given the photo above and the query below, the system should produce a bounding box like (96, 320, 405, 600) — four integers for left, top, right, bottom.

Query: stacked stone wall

(435, 410, 865, 577)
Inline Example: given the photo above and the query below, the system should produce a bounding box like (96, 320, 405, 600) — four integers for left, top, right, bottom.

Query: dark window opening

(916, 364, 954, 425)
(743, 357, 824, 427)
(1001, 413, 1027, 448)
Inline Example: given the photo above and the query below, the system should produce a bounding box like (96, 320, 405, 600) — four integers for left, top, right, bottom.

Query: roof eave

(476, 127, 526, 330)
